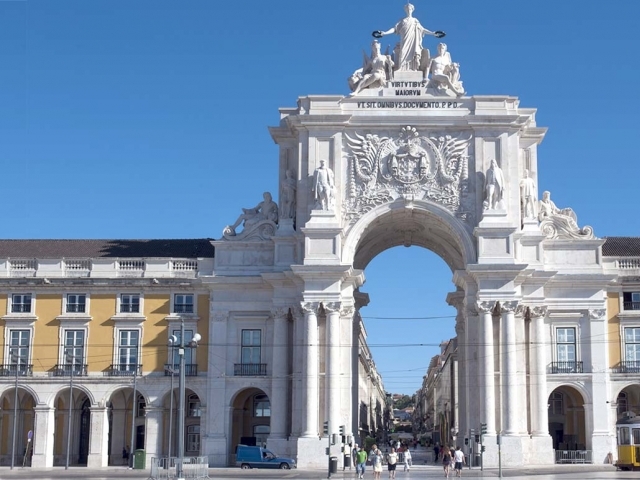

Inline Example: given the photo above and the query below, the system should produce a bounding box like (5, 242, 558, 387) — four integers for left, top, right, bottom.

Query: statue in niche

(537, 190, 594, 239)
(519, 169, 537, 220)
(483, 159, 505, 210)
(313, 159, 335, 211)
(348, 40, 395, 95)
(372, 2, 445, 72)
(280, 169, 297, 220)
(224, 192, 278, 236)
(423, 43, 465, 97)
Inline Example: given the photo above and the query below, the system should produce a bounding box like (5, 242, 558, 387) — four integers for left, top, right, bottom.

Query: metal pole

(65, 353, 74, 470)
(177, 318, 186, 480)
(10, 355, 18, 470)
(129, 366, 138, 468)
(168, 361, 174, 460)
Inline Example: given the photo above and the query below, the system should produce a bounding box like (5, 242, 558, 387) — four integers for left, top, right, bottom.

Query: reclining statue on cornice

(538, 190, 594, 240)
(223, 192, 279, 241)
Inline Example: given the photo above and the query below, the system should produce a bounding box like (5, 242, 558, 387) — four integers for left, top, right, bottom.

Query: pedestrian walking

(442, 447, 452, 478)
(372, 448, 383, 480)
(403, 447, 412, 472)
(453, 446, 465, 477)
(386, 447, 398, 479)
(356, 445, 368, 479)
(122, 445, 129, 465)
(434, 443, 440, 463)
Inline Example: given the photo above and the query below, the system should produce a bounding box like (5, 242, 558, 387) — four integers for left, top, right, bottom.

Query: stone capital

(212, 311, 228, 323)
(300, 302, 321, 314)
(500, 301, 519, 314)
(323, 301, 341, 314)
(340, 305, 355, 318)
(589, 308, 606, 320)
(270, 307, 290, 320)
(475, 300, 496, 314)
(529, 306, 548, 319)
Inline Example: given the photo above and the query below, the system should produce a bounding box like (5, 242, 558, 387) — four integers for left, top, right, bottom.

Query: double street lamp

(169, 318, 200, 480)
(10, 353, 20, 470)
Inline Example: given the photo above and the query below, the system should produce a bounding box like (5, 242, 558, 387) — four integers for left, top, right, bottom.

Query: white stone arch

(611, 381, 640, 401)
(0, 383, 40, 404)
(547, 381, 592, 406)
(342, 199, 476, 271)
(46, 383, 97, 409)
(102, 384, 151, 408)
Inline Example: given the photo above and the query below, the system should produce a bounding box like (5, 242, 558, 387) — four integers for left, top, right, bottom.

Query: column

(87, 406, 109, 468)
(530, 306, 549, 435)
(454, 313, 466, 437)
(31, 406, 55, 468)
(205, 310, 229, 466)
(324, 302, 341, 435)
(477, 301, 496, 435)
(300, 302, 320, 437)
(340, 305, 355, 437)
(143, 407, 162, 468)
(270, 308, 289, 439)
(291, 307, 304, 436)
(501, 301, 518, 435)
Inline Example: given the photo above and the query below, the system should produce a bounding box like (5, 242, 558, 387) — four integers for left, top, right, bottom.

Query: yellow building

(0, 239, 213, 468)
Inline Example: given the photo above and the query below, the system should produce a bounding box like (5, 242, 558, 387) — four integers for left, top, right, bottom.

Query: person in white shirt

(453, 446, 466, 477)
(403, 447, 412, 471)
(386, 448, 398, 479)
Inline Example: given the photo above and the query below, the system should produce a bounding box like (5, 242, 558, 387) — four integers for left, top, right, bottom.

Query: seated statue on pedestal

(348, 40, 394, 95)
(538, 190, 594, 240)
(223, 192, 279, 238)
(422, 43, 465, 97)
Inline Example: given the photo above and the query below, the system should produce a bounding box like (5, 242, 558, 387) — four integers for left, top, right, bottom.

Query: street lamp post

(65, 352, 74, 470)
(167, 337, 178, 462)
(10, 353, 19, 470)
(176, 318, 200, 480)
(128, 362, 138, 469)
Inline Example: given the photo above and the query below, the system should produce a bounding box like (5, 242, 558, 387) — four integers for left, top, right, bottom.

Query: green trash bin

(133, 449, 146, 469)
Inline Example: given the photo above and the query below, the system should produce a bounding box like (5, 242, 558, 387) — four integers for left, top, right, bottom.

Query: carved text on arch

(343, 126, 473, 227)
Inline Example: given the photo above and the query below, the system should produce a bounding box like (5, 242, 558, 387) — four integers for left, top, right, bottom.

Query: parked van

(235, 445, 297, 469)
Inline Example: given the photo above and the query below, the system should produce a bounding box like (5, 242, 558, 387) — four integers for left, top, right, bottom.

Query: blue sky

(2, 0, 640, 394)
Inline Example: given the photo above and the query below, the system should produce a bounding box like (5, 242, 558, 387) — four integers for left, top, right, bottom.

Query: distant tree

(394, 395, 413, 410)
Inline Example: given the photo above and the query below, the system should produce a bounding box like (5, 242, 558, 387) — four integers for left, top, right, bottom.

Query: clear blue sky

(2, 0, 640, 395)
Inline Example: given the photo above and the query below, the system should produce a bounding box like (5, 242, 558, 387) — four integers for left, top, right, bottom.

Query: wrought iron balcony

(623, 301, 640, 311)
(105, 364, 142, 376)
(550, 361, 583, 374)
(164, 363, 198, 376)
(53, 364, 88, 376)
(612, 361, 640, 373)
(0, 364, 33, 376)
(174, 304, 194, 314)
(234, 363, 267, 376)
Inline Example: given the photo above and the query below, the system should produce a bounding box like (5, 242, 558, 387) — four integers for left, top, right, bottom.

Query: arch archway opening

(548, 386, 587, 451)
(105, 387, 146, 466)
(230, 388, 270, 462)
(52, 388, 91, 467)
(0, 388, 36, 466)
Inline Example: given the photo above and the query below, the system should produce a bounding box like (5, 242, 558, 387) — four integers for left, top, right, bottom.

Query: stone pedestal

(296, 436, 326, 468)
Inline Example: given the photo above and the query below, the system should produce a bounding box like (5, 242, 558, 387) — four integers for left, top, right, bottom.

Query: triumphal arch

(210, 4, 615, 468)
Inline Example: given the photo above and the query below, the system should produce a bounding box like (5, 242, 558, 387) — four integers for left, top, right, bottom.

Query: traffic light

(480, 423, 487, 435)
(323, 421, 329, 435)
(339, 425, 346, 436)
(464, 438, 469, 446)
(475, 435, 480, 443)
(481, 445, 486, 453)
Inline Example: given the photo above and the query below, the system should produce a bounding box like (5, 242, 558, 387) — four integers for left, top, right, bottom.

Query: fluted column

(529, 306, 549, 435)
(477, 301, 496, 435)
(501, 301, 519, 435)
(270, 307, 290, 439)
(300, 302, 320, 437)
(324, 302, 341, 434)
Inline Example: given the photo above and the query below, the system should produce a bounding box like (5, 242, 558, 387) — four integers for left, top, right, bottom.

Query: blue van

(235, 445, 297, 469)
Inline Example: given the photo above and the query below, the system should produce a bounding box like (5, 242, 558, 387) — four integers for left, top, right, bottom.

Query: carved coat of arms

(343, 126, 473, 226)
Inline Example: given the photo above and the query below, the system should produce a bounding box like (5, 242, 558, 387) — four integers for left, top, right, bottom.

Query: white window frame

(113, 326, 142, 371)
(620, 291, 640, 315)
(623, 326, 640, 362)
(58, 326, 89, 367)
(171, 293, 196, 315)
(241, 329, 262, 365)
(62, 293, 90, 315)
(116, 293, 144, 316)
(9, 293, 34, 314)
(553, 324, 581, 364)
(186, 425, 200, 452)
(5, 328, 33, 366)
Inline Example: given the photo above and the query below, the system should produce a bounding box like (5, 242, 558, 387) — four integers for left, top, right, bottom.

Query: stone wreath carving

(343, 126, 472, 226)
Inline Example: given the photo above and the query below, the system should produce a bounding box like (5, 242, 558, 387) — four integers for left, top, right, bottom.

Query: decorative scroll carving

(300, 302, 321, 314)
(343, 126, 472, 226)
(515, 304, 528, 318)
(538, 190, 594, 240)
(475, 301, 497, 314)
(223, 192, 279, 240)
(500, 301, 519, 314)
(323, 302, 341, 313)
(589, 308, 606, 320)
(340, 305, 355, 318)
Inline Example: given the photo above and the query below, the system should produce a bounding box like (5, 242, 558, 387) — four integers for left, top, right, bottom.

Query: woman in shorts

(442, 446, 452, 478)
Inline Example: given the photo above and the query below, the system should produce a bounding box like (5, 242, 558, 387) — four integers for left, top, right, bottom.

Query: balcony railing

(53, 364, 88, 376)
(234, 363, 267, 376)
(174, 304, 194, 314)
(105, 364, 142, 376)
(623, 301, 640, 311)
(11, 304, 32, 313)
(164, 364, 198, 376)
(612, 361, 640, 373)
(0, 364, 33, 376)
(550, 361, 583, 374)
